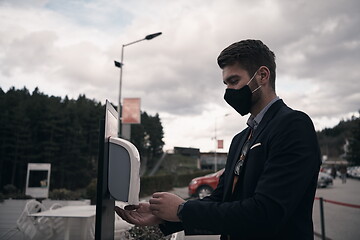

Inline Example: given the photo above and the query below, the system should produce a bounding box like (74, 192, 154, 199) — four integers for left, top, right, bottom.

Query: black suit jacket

(160, 100, 321, 240)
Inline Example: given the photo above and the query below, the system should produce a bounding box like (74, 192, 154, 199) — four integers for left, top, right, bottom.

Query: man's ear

(258, 66, 270, 84)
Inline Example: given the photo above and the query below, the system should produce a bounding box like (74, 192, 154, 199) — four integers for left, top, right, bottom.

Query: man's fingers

(151, 209, 160, 217)
(114, 206, 123, 216)
(115, 206, 139, 225)
(149, 198, 162, 205)
(124, 204, 140, 210)
(126, 211, 142, 225)
(149, 203, 161, 211)
(115, 207, 127, 221)
(152, 192, 164, 198)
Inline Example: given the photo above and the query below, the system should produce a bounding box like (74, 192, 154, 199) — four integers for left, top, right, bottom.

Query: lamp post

(214, 113, 230, 172)
(114, 32, 162, 138)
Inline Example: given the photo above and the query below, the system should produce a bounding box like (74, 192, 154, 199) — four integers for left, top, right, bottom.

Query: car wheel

(197, 185, 213, 199)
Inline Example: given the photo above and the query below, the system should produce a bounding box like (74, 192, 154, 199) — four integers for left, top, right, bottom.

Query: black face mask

(224, 85, 252, 116)
(223, 69, 261, 116)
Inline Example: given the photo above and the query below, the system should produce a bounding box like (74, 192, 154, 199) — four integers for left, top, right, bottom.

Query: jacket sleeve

(158, 134, 240, 236)
(159, 154, 228, 236)
(178, 111, 321, 237)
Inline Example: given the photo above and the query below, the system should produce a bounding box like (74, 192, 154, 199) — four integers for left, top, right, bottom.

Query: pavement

(313, 177, 360, 240)
(3, 178, 355, 240)
(167, 178, 360, 240)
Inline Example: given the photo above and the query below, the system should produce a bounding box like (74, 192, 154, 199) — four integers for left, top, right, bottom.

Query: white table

(29, 205, 96, 240)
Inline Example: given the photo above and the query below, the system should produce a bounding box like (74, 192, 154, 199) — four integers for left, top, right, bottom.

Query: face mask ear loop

(251, 85, 262, 93)
(247, 70, 258, 86)
(247, 69, 261, 93)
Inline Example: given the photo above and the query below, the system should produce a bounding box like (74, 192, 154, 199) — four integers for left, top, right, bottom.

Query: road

(170, 178, 360, 240)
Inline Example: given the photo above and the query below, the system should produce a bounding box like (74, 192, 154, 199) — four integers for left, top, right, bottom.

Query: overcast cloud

(1, 0, 359, 152)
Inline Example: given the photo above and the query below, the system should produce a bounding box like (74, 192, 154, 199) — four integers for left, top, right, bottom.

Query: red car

(188, 168, 225, 199)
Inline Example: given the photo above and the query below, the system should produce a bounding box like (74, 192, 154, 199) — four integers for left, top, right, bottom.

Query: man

(115, 39, 321, 240)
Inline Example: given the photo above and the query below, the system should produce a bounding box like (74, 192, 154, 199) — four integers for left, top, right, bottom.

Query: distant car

(188, 169, 224, 199)
(348, 166, 360, 179)
(317, 172, 333, 188)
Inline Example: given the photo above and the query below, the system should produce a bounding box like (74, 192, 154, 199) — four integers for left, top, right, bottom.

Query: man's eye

(224, 77, 240, 86)
(229, 79, 239, 85)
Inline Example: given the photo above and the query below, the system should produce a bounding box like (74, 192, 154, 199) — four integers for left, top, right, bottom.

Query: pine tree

(346, 113, 360, 165)
(0, 87, 165, 192)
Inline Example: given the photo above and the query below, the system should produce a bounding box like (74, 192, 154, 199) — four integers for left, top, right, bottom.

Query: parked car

(188, 169, 224, 199)
(189, 168, 333, 198)
(348, 166, 360, 179)
(317, 172, 333, 188)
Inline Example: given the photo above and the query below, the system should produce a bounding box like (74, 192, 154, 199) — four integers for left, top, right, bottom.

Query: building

(200, 152, 227, 170)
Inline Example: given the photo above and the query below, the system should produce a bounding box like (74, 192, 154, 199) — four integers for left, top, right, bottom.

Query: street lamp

(114, 32, 162, 138)
(213, 113, 230, 172)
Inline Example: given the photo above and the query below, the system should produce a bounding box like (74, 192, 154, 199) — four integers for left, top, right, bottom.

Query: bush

(49, 188, 83, 200)
(1, 184, 32, 199)
(128, 226, 171, 240)
(9, 193, 33, 199)
(174, 170, 213, 187)
(140, 175, 174, 197)
(139, 170, 213, 197)
(3, 184, 17, 195)
(81, 170, 214, 200)
(86, 179, 97, 204)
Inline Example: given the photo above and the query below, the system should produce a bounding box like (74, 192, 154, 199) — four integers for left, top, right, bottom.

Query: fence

(314, 197, 360, 240)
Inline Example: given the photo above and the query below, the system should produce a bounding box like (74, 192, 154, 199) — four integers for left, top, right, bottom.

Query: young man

(115, 39, 321, 240)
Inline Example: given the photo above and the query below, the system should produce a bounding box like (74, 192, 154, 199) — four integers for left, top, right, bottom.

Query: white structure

(25, 163, 51, 199)
(108, 137, 140, 205)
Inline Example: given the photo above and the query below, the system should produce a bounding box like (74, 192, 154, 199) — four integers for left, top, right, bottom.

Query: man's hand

(115, 202, 164, 226)
(149, 192, 185, 222)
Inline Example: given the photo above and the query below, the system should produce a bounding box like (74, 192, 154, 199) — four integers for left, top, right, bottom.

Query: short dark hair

(217, 39, 276, 90)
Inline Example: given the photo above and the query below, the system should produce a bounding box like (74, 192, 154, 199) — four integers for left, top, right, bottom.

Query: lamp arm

(123, 38, 146, 47)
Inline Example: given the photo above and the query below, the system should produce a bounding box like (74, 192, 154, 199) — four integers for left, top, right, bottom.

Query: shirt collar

(247, 96, 280, 130)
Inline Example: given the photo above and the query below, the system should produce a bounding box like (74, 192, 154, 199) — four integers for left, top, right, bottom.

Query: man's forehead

(222, 64, 248, 77)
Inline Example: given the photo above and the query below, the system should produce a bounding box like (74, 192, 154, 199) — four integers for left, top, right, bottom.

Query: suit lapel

(223, 100, 286, 200)
(250, 100, 285, 145)
(230, 128, 251, 172)
(223, 128, 251, 200)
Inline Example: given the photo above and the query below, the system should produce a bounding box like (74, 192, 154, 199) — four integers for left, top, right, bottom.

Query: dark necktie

(232, 129, 253, 193)
(228, 129, 253, 240)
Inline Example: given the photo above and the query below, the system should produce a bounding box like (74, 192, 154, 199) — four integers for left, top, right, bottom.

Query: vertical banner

(217, 139, 224, 149)
(122, 98, 141, 124)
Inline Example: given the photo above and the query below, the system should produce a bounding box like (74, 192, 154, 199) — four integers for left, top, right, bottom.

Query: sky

(1, 0, 359, 152)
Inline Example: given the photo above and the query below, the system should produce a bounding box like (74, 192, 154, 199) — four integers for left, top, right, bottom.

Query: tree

(131, 112, 164, 173)
(317, 117, 358, 159)
(346, 113, 360, 165)
(0, 87, 165, 192)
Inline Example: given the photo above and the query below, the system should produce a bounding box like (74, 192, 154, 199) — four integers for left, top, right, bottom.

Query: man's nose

(226, 85, 238, 90)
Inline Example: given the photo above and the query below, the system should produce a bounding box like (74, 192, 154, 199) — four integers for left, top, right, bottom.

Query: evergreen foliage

(132, 112, 165, 170)
(345, 113, 360, 165)
(0, 87, 164, 193)
(316, 114, 359, 162)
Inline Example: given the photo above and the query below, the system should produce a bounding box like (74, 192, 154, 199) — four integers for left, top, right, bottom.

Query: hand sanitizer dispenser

(108, 137, 140, 204)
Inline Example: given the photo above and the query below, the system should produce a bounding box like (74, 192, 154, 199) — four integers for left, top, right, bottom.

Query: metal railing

(314, 197, 360, 240)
